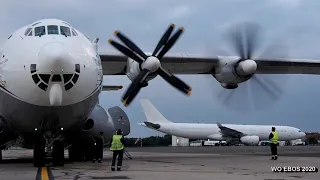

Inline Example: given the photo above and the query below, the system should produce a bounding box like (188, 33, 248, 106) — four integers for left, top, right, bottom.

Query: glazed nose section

(38, 42, 74, 73)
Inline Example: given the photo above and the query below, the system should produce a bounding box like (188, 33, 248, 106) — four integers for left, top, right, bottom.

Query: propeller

(212, 22, 291, 112)
(108, 24, 192, 107)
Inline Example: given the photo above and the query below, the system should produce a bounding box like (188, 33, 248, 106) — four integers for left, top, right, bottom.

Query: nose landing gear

(32, 128, 65, 167)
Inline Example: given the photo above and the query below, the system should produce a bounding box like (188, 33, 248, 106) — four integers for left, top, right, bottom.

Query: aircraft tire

(33, 138, 45, 167)
(52, 140, 64, 166)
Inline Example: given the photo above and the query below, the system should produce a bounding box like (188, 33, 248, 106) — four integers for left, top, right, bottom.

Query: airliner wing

(100, 53, 320, 75)
(217, 122, 246, 138)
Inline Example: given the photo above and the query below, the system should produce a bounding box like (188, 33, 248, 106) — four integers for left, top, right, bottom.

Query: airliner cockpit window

(298, 130, 302, 132)
(60, 26, 71, 36)
(24, 28, 32, 36)
(71, 29, 78, 36)
(35, 26, 46, 36)
(47, 25, 59, 35)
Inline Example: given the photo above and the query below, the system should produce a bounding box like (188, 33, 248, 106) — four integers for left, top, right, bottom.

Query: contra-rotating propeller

(108, 24, 192, 107)
(213, 22, 290, 111)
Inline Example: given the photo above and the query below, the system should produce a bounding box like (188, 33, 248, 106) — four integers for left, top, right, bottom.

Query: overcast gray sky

(1, 0, 320, 137)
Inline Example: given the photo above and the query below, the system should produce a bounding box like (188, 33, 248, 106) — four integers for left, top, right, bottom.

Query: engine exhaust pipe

(81, 119, 94, 131)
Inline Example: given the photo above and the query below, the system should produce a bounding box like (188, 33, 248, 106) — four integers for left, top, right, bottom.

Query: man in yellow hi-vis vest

(109, 129, 126, 171)
(268, 127, 279, 160)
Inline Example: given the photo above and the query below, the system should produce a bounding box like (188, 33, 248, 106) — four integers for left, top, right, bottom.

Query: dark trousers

(93, 145, 103, 160)
(111, 149, 124, 168)
(270, 143, 277, 156)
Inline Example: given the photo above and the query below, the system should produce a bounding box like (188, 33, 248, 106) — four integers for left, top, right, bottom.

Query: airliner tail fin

(140, 99, 172, 123)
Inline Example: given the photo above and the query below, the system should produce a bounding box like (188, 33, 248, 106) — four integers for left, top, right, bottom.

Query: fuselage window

(47, 25, 59, 35)
(24, 28, 32, 36)
(60, 26, 71, 36)
(35, 26, 46, 36)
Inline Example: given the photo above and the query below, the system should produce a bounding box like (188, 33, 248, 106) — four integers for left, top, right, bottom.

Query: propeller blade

(157, 67, 191, 95)
(228, 25, 245, 60)
(122, 69, 150, 107)
(108, 39, 144, 64)
(152, 24, 175, 56)
(216, 82, 252, 112)
(244, 22, 260, 59)
(157, 27, 184, 59)
(114, 30, 148, 60)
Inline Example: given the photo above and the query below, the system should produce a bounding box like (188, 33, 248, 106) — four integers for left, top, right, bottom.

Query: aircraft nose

(38, 42, 74, 73)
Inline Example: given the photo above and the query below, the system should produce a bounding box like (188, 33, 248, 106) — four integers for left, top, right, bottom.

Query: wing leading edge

(100, 53, 320, 75)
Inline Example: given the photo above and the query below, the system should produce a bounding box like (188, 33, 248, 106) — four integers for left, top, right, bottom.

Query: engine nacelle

(87, 105, 130, 140)
(240, 135, 260, 146)
(213, 57, 256, 86)
(126, 58, 157, 86)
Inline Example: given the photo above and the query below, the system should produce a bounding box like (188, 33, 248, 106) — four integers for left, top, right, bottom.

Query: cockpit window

(298, 130, 302, 132)
(71, 29, 78, 36)
(35, 26, 46, 36)
(60, 26, 71, 36)
(24, 28, 32, 36)
(47, 25, 59, 35)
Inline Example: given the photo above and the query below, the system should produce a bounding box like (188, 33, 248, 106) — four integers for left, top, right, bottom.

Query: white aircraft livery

(139, 99, 306, 145)
(0, 18, 318, 167)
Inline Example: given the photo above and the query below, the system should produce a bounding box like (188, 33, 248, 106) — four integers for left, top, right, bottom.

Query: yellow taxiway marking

(41, 167, 49, 180)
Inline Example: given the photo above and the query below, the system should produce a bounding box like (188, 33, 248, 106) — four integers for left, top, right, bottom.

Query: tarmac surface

(0, 146, 319, 180)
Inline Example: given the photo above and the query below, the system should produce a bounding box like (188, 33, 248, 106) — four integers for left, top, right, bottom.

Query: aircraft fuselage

(0, 19, 103, 134)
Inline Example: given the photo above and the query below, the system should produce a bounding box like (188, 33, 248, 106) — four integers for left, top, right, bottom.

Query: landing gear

(52, 140, 64, 166)
(33, 128, 66, 167)
(33, 137, 45, 167)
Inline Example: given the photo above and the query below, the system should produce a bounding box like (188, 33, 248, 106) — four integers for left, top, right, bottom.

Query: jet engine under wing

(100, 53, 320, 75)
(216, 122, 246, 138)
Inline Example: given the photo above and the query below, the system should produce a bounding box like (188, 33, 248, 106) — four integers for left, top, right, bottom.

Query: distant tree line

(124, 132, 319, 147)
(124, 134, 172, 147)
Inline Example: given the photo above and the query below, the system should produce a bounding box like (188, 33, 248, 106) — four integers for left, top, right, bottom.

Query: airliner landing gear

(33, 137, 45, 167)
(52, 139, 64, 166)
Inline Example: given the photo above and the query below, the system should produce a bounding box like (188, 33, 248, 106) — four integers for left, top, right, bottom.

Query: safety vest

(110, 135, 124, 151)
(270, 131, 279, 144)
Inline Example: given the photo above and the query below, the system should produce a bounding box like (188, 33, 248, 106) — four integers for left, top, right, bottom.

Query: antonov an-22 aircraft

(0, 18, 319, 167)
(139, 99, 306, 145)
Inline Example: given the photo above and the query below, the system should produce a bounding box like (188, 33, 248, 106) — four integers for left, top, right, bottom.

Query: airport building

(172, 136, 189, 146)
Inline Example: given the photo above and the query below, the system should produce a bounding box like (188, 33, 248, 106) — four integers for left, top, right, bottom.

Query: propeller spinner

(108, 24, 192, 107)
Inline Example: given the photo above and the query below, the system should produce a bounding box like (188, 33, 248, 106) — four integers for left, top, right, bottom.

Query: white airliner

(0, 18, 317, 167)
(139, 99, 306, 145)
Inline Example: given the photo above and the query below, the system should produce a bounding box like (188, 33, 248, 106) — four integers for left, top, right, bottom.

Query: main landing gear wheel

(52, 140, 64, 166)
(33, 138, 45, 167)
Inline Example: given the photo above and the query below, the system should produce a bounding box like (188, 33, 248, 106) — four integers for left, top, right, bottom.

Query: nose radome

(38, 42, 74, 73)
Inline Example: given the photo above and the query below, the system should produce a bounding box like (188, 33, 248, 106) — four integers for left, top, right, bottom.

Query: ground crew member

(110, 129, 126, 171)
(93, 132, 104, 163)
(269, 127, 279, 160)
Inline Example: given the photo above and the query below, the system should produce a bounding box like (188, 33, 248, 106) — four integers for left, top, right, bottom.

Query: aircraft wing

(217, 122, 246, 138)
(100, 53, 320, 75)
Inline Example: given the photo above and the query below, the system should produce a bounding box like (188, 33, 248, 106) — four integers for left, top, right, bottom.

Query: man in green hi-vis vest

(109, 129, 126, 171)
(269, 127, 279, 160)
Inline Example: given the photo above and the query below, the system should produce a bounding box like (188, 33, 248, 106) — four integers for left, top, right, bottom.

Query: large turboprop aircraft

(0, 18, 317, 167)
(139, 99, 306, 145)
